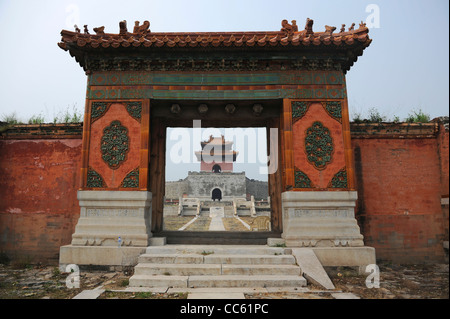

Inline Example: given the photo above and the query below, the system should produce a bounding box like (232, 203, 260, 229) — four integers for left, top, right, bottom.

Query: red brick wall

(0, 138, 82, 263)
(435, 120, 449, 244)
(352, 135, 447, 263)
(436, 121, 449, 196)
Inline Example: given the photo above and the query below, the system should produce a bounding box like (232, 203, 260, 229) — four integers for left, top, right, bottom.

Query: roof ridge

(59, 18, 370, 51)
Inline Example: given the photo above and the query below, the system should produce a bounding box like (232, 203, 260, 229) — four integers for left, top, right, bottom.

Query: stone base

(70, 190, 152, 247)
(59, 245, 146, 271)
(281, 191, 364, 247)
(149, 237, 167, 246)
(59, 190, 152, 268)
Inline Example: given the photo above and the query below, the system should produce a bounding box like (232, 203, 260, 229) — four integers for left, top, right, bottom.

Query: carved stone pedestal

(59, 190, 152, 269)
(280, 191, 375, 267)
(281, 191, 364, 247)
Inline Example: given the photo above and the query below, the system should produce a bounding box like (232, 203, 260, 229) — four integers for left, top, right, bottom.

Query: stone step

(203, 254, 296, 265)
(222, 264, 301, 276)
(129, 275, 189, 288)
(134, 263, 222, 276)
(188, 275, 306, 288)
(138, 254, 204, 264)
(134, 263, 301, 276)
(138, 253, 295, 265)
(145, 245, 288, 255)
(129, 244, 307, 288)
(128, 275, 307, 288)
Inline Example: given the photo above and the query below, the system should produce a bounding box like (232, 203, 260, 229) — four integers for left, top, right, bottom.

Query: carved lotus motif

(101, 120, 129, 169)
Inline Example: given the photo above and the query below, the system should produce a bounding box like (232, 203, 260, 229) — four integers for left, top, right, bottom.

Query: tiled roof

(58, 19, 372, 73)
(59, 19, 371, 51)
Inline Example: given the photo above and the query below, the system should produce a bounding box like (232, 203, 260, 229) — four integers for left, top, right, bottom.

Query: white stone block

(71, 190, 152, 247)
(149, 237, 166, 246)
(281, 191, 364, 247)
(267, 238, 286, 247)
(59, 245, 145, 269)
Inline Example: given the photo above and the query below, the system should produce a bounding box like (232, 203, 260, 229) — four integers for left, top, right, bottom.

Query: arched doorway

(212, 164, 222, 173)
(211, 188, 222, 201)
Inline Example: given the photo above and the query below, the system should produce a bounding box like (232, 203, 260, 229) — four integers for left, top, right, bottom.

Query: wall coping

(0, 123, 83, 139)
(350, 122, 440, 139)
(1, 120, 448, 140)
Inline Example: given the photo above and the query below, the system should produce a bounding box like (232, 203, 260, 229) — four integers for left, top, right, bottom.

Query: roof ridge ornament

(324, 25, 336, 35)
(281, 19, 295, 36)
(133, 20, 151, 36)
(93, 26, 105, 36)
(119, 20, 128, 36)
(305, 18, 314, 35)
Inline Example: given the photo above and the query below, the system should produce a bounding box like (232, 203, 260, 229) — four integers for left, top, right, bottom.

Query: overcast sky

(0, 0, 448, 180)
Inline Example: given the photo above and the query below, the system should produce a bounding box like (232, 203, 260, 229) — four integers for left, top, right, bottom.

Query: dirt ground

(0, 261, 447, 299)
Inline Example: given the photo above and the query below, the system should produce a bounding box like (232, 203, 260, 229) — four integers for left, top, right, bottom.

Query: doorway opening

(211, 188, 222, 201)
(149, 99, 283, 243)
(162, 125, 271, 233)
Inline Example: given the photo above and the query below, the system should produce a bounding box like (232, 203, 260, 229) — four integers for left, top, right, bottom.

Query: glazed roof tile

(59, 19, 372, 73)
(59, 19, 371, 51)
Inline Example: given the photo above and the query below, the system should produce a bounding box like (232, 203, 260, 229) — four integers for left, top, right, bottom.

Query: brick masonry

(0, 136, 81, 263)
(0, 119, 448, 263)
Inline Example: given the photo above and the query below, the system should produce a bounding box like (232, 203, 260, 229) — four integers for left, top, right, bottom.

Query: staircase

(129, 245, 307, 288)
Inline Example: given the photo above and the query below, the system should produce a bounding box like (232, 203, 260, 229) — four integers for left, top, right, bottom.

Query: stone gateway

(56, 17, 377, 268)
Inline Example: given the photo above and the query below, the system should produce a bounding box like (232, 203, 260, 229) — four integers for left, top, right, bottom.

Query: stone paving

(163, 215, 258, 232)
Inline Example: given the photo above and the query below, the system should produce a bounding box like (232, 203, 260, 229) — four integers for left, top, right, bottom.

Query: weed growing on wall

(405, 109, 430, 123)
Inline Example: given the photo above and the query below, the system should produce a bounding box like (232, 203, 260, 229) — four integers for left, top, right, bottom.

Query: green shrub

(367, 107, 387, 123)
(1, 112, 22, 124)
(405, 109, 430, 123)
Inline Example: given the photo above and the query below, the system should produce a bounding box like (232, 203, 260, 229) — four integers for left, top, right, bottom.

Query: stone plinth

(59, 190, 152, 268)
(281, 191, 364, 247)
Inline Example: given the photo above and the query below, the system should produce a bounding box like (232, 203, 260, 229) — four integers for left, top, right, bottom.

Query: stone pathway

(208, 207, 226, 231)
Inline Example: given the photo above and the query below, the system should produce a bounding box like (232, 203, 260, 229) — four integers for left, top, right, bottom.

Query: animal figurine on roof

(305, 18, 314, 35)
(93, 26, 105, 36)
(325, 25, 336, 35)
(134, 20, 151, 36)
(281, 19, 294, 36)
(133, 21, 140, 33)
(119, 20, 128, 36)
